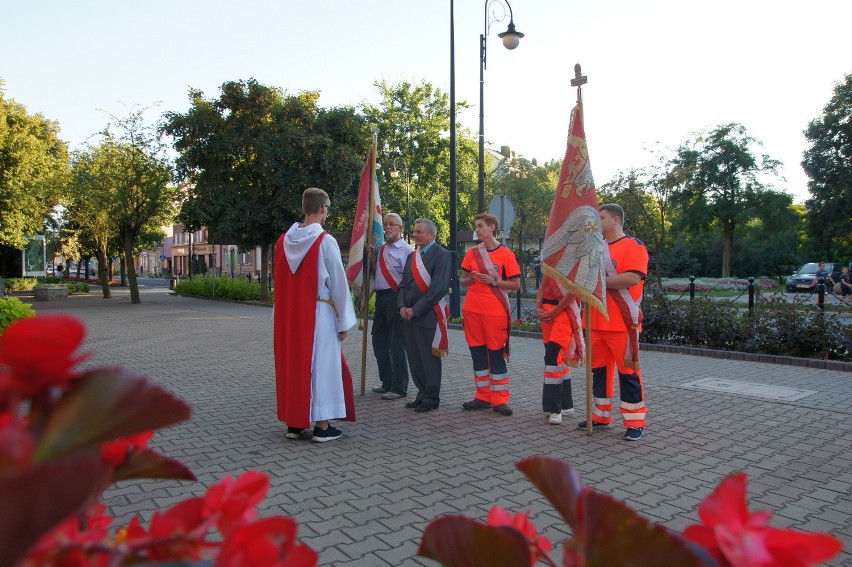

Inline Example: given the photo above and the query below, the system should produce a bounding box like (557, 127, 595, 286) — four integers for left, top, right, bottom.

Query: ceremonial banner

(540, 102, 608, 319)
(346, 137, 384, 313)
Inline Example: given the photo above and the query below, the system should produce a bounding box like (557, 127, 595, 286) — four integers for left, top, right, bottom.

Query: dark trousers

(372, 291, 409, 395)
(403, 323, 442, 406)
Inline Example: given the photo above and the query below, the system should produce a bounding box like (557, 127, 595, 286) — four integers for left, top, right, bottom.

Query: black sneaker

(624, 427, 644, 441)
(492, 404, 513, 416)
(285, 427, 306, 440)
(311, 425, 343, 443)
(577, 420, 612, 431)
(462, 398, 493, 410)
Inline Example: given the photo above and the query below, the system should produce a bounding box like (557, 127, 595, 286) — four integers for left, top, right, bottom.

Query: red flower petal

(0, 315, 91, 397)
(696, 472, 751, 529)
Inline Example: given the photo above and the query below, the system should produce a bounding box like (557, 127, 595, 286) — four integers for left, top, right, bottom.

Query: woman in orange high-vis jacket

(459, 213, 521, 416)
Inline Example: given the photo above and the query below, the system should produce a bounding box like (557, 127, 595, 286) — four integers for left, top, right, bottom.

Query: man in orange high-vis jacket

(459, 213, 521, 417)
(578, 203, 649, 441)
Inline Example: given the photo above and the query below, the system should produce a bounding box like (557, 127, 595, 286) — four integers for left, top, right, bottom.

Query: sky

(2, 0, 850, 204)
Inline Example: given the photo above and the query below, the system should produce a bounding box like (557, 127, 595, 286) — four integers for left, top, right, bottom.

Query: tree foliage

(68, 109, 174, 303)
(802, 72, 852, 261)
(162, 79, 368, 300)
(363, 79, 479, 247)
(0, 80, 70, 248)
(670, 123, 785, 277)
(492, 155, 553, 291)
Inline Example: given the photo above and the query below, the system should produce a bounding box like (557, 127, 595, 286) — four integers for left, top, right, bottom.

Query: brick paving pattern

(32, 286, 851, 566)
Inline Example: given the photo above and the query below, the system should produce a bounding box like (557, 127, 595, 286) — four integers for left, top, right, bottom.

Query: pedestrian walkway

(31, 288, 851, 566)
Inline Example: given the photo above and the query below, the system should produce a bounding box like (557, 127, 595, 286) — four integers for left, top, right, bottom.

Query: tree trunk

(722, 222, 735, 278)
(123, 237, 141, 304)
(120, 257, 127, 286)
(259, 242, 270, 302)
(96, 248, 111, 299)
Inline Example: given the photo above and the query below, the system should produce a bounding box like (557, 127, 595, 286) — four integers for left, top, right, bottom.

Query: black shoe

(624, 427, 644, 441)
(577, 420, 612, 431)
(311, 425, 343, 443)
(285, 427, 306, 440)
(405, 400, 423, 409)
(492, 404, 513, 416)
(372, 386, 389, 394)
(414, 404, 438, 413)
(462, 398, 492, 410)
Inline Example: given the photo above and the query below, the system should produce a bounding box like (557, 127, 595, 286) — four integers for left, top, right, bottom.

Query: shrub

(0, 297, 36, 333)
(175, 275, 262, 301)
(65, 282, 90, 294)
(4, 278, 39, 291)
(642, 293, 852, 361)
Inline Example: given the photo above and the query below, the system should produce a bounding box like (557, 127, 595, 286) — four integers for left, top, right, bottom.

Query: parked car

(786, 262, 835, 292)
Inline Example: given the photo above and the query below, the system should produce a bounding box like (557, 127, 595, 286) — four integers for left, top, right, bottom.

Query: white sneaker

(547, 412, 563, 425)
(562, 408, 575, 416)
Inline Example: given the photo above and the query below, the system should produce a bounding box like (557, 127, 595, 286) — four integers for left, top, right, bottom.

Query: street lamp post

(478, 0, 524, 213)
(389, 159, 411, 242)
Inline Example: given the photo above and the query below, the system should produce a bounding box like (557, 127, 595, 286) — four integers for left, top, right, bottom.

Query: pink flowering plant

(418, 457, 842, 567)
(0, 315, 317, 566)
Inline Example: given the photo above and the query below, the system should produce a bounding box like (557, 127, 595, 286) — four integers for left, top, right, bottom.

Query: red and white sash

(473, 244, 512, 358)
(604, 254, 642, 370)
(378, 243, 401, 292)
(413, 250, 449, 357)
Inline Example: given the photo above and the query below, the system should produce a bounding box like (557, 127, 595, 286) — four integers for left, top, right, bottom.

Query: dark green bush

(174, 275, 262, 302)
(642, 293, 851, 361)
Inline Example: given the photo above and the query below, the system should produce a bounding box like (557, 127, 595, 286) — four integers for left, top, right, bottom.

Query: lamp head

(390, 169, 400, 179)
(498, 21, 523, 50)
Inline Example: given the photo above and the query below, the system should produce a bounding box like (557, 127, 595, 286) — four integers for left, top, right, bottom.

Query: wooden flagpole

(359, 129, 378, 396)
(569, 64, 595, 435)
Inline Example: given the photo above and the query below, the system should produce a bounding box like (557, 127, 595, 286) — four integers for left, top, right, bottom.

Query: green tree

(671, 123, 784, 277)
(163, 79, 368, 301)
(802, 73, 852, 261)
(0, 80, 70, 248)
(492, 155, 552, 292)
(363, 79, 479, 247)
(70, 109, 174, 303)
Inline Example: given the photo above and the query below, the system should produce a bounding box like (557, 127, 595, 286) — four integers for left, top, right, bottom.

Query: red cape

(274, 231, 355, 429)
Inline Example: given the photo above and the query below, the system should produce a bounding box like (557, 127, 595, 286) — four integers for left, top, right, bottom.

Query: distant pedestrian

(460, 213, 521, 417)
(273, 188, 357, 443)
(370, 213, 413, 399)
(535, 275, 580, 424)
(815, 262, 830, 289)
(534, 256, 543, 289)
(839, 266, 851, 304)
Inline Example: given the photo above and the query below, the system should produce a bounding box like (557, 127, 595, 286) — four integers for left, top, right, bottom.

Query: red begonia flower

(101, 431, 154, 466)
(0, 315, 91, 398)
(24, 503, 113, 565)
(204, 471, 270, 536)
(147, 497, 207, 560)
(215, 517, 318, 567)
(486, 505, 554, 563)
(683, 472, 843, 567)
(0, 411, 34, 470)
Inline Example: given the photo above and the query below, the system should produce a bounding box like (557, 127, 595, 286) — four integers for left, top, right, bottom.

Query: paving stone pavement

(32, 287, 851, 566)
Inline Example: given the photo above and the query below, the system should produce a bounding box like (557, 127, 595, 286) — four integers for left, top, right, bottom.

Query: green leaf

(418, 515, 533, 567)
(0, 451, 109, 566)
(581, 490, 712, 567)
(34, 368, 191, 463)
(516, 456, 585, 529)
(112, 448, 196, 482)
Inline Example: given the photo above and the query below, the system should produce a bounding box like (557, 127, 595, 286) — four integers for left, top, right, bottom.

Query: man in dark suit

(397, 218, 452, 412)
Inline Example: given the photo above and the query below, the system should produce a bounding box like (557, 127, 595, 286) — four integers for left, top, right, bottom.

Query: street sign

(159, 255, 166, 261)
(489, 195, 515, 243)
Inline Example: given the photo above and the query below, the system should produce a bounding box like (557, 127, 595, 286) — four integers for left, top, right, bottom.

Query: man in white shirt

(371, 213, 414, 399)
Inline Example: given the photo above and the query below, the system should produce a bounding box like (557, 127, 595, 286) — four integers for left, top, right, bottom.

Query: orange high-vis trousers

(590, 330, 647, 428)
(463, 311, 510, 405)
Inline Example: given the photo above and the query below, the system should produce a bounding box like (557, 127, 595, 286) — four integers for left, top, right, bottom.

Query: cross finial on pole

(571, 63, 588, 104)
